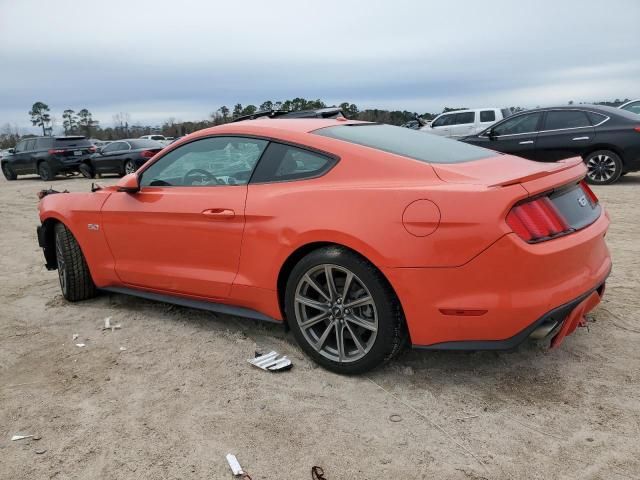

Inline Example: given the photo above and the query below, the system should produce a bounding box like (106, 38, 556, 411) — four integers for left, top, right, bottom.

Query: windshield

(314, 124, 494, 164)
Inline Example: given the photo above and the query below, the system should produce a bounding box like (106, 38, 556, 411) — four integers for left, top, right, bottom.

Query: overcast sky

(1, 0, 639, 132)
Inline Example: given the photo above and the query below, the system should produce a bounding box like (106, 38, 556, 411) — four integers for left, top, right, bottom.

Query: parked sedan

(80, 139, 164, 178)
(37, 119, 610, 373)
(462, 105, 640, 184)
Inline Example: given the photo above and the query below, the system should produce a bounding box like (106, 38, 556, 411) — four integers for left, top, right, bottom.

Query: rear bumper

(383, 209, 611, 347)
(50, 155, 91, 173)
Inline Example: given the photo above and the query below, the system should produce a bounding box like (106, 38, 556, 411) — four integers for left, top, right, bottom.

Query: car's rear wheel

(38, 161, 54, 181)
(584, 150, 622, 185)
(54, 223, 96, 301)
(2, 163, 17, 180)
(124, 160, 136, 175)
(285, 246, 406, 374)
(79, 162, 95, 179)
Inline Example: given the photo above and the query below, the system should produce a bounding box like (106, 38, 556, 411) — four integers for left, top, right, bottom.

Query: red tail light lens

(507, 197, 570, 243)
(634, 126, 640, 133)
(140, 150, 156, 159)
(48, 149, 65, 154)
(579, 180, 598, 205)
(88, 146, 96, 153)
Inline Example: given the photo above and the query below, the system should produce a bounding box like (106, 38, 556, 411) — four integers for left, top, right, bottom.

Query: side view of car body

(80, 139, 164, 177)
(140, 134, 171, 146)
(461, 105, 640, 185)
(619, 99, 640, 116)
(2, 136, 95, 181)
(37, 119, 611, 373)
(421, 108, 511, 138)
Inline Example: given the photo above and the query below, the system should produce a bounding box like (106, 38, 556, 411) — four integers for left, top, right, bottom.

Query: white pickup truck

(139, 134, 171, 146)
(420, 108, 512, 138)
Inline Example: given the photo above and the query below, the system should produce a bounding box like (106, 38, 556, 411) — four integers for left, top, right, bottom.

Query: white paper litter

(103, 317, 121, 331)
(11, 435, 33, 441)
(75, 343, 86, 348)
(226, 454, 244, 476)
(248, 351, 292, 371)
(72, 333, 79, 340)
(119, 346, 127, 351)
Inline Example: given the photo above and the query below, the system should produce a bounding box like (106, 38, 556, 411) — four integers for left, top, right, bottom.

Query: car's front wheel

(38, 161, 54, 181)
(54, 223, 96, 301)
(584, 150, 623, 185)
(285, 246, 406, 374)
(124, 160, 136, 175)
(2, 163, 17, 180)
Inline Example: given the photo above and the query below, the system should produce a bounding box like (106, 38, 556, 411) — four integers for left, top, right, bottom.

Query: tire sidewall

(584, 150, 622, 185)
(79, 162, 95, 179)
(285, 247, 400, 374)
(38, 161, 53, 181)
(2, 163, 17, 180)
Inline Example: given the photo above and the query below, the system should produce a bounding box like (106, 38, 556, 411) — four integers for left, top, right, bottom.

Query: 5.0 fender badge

(87, 224, 100, 231)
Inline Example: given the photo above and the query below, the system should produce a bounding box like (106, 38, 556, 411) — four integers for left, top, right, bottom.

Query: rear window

(129, 139, 164, 149)
(55, 137, 91, 147)
(314, 124, 494, 164)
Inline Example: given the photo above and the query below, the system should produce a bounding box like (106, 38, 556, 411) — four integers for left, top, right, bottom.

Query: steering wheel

(183, 168, 214, 185)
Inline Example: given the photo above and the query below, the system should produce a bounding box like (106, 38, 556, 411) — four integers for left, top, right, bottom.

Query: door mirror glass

(116, 173, 140, 193)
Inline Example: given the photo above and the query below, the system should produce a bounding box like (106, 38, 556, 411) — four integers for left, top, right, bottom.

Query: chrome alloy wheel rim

(294, 264, 378, 363)
(587, 154, 616, 182)
(125, 161, 135, 174)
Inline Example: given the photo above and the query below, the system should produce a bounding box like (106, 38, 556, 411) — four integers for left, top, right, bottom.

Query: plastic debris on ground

(35, 449, 47, 455)
(11, 435, 34, 441)
(72, 333, 79, 340)
(119, 346, 127, 351)
(102, 317, 121, 332)
(75, 343, 86, 348)
(226, 453, 250, 477)
(248, 351, 293, 372)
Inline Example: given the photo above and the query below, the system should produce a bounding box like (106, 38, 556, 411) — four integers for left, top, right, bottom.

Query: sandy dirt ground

(1, 173, 639, 480)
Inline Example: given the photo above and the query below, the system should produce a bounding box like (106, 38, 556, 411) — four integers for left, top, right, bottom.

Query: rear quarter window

(251, 143, 335, 183)
(314, 124, 494, 164)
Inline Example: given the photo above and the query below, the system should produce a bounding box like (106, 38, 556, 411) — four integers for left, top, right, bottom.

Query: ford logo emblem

(577, 195, 588, 207)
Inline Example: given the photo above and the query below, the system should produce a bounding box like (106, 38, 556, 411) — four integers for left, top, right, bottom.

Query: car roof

(193, 118, 365, 137)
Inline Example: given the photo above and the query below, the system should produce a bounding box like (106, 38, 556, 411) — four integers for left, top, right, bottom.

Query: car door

(428, 113, 456, 137)
(10, 140, 28, 173)
(466, 111, 543, 159)
(478, 109, 498, 134)
(100, 136, 269, 299)
(449, 111, 477, 138)
(22, 139, 38, 172)
(96, 141, 125, 172)
(534, 110, 594, 162)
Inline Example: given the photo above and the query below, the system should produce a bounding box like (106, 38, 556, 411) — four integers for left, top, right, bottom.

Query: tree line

(0, 97, 633, 149)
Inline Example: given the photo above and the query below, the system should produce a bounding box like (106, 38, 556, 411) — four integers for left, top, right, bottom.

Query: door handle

(572, 136, 590, 141)
(519, 140, 534, 145)
(202, 208, 235, 219)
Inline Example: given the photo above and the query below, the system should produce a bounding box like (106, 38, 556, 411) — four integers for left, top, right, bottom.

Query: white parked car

(420, 108, 512, 138)
(619, 99, 640, 115)
(140, 134, 171, 146)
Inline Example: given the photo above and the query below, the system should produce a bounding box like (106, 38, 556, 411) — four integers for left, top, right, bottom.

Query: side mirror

(487, 128, 496, 139)
(116, 173, 140, 193)
(96, 147, 103, 154)
(8, 148, 15, 154)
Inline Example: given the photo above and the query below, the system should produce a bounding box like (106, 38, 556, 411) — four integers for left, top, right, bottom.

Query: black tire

(54, 223, 96, 302)
(584, 150, 623, 185)
(38, 161, 55, 181)
(2, 163, 17, 180)
(79, 162, 95, 179)
(285, 246, 406, 374)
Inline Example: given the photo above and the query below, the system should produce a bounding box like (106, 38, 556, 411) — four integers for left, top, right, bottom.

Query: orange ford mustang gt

(37, 118, 611, 373)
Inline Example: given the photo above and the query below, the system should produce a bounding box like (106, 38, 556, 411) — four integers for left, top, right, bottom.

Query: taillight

(634, 126, 640, 133)
(89, 146, 96, 153)
(506, 196, 570, 243)
(140, 150, 155, 159)
(580, 180, 598, 205)
(48, 149, 65, 154)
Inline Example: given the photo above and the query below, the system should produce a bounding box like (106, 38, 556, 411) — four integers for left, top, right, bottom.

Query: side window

(621, 101, 640, 115)
(251, 143, 335, 183)
(25, 139, 36, 151)
(140, 136, 267, 187)
(586, 111, 608, 125)
(35, 138, 50, 150)
(543, 111, 591, 131)
(492, 112, 542, 136)
(14, 141, 26, 153)
(454, 112, 475, 125)
(121, 142, 132, 151)
(432, 114, 455, 128)
(480, 110, 496, 122)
